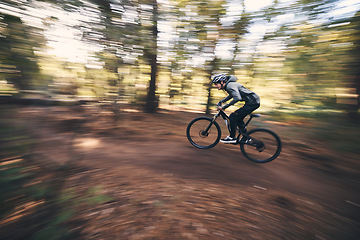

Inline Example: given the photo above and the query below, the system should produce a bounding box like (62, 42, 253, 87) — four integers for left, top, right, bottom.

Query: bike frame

(211, 110, 260, 145)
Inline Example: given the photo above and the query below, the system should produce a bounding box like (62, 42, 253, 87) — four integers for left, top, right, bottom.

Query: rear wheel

(240, 128, 281, 163)
(186, 117, 221, 149)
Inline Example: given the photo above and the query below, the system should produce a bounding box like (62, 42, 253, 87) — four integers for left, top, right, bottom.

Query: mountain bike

(186, 108, 282, 163)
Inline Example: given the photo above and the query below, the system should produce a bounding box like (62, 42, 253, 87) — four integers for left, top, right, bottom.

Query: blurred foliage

(267, 108, 360, 153)
(0, 0, 359, 117)
(0, 14, 44, 90)
(0, 108, 74, 239)
(313, 119, 360, 154)
(0, 106, 113, 239)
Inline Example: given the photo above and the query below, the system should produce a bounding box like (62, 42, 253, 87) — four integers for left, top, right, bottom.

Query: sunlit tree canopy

(0, 0, 359, 116)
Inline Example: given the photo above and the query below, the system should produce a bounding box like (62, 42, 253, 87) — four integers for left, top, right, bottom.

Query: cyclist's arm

(222, 88, 241, 109)
(220, 95, 232, 105)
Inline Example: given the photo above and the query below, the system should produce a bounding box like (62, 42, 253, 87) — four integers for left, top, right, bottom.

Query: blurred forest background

(1, 0, 360, 239)
(1, 0, 359, 116)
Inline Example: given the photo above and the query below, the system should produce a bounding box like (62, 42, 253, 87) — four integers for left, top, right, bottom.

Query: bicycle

(186, 107, 282, 163)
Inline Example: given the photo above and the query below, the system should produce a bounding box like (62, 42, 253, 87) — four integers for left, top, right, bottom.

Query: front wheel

(240, 128, 282, 163)
(186, 117, 221, 149)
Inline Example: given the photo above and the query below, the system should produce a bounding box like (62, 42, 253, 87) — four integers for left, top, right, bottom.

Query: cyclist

(212, 74, 260, 144)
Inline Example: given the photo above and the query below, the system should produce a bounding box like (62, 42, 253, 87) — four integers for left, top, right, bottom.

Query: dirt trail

(78, 134, 359, 219)
(22, 107, 360, 239)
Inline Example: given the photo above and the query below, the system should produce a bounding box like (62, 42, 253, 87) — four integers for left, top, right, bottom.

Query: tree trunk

(145, 0, 158, 113)
(205, 79, 213, 115)
(205, 57, 220, 114)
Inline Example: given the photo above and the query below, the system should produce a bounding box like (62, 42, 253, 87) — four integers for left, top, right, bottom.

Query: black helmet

(212, 74, 227, 84)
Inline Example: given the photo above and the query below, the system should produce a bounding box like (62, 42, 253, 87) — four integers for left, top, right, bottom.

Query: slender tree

(145, 0, 158, 112)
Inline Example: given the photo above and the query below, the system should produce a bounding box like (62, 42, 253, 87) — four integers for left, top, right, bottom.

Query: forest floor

(1, 105, 360, 239)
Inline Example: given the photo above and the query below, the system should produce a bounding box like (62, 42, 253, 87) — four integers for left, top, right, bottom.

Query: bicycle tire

(186, 117, 221, 149)
(240, 128, 281, 163)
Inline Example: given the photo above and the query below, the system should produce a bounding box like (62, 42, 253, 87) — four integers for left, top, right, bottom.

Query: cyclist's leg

(229, 110, 246, 138)
(229, 104, 259, 137)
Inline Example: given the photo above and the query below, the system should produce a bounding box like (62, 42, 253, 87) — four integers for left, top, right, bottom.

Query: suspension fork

(204, 112, 219, 132)
(202, 112, 220, 135)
